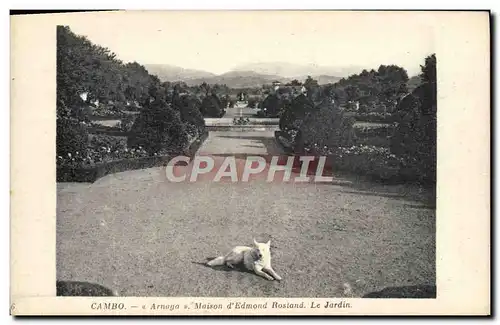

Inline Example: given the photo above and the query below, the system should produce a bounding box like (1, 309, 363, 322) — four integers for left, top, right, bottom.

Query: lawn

(57, 165, 435, 297)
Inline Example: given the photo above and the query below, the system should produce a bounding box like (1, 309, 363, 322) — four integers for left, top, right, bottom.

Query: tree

(174, 94, 205, 137)
(419, 54, 436, 114)
(128, 98, 189, 155)
(279, 93, 315, 131)
(261, 93, 282, 117)
(200, 93, 224, 117)
(299, 104, 356, 154)
(390, 54, 437, 183)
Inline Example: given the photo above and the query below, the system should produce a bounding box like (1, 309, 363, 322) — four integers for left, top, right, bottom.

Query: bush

(279, 93, 315, 131)
(333, 145, 403, 180)
(175, 94, 206, 138)
(390, 82, 436, 183)
(297, 104, 356, 154)
(56, 116, 89, 164)
(261, 94, 282, 118)
(200, 94, 224, 117)
(127, 99, 189, 155)
(89, 134, 127, 151)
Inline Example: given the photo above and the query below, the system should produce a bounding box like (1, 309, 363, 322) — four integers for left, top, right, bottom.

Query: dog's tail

(206, 256, 225, 266)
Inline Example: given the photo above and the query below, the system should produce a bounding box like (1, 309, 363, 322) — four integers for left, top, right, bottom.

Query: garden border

(273, 130, 434, 186)
(57, 130, 209, 183)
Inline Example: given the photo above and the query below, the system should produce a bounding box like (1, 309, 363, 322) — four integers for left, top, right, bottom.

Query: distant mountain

(232, 62, 366, 79)
(306, 75, 342, 85)
(145, 62, 348, 88)
(144, 64, 216, 82)
(185, 71, 289, 88)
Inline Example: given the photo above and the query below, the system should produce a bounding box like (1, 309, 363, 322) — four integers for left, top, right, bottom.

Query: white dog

(207, 239, 282, 281)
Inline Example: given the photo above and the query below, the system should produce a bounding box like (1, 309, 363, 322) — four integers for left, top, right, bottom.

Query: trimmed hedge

(56, 155, 172, 182)
(57, 130, 208, 183)
(274, 131, 428, 184)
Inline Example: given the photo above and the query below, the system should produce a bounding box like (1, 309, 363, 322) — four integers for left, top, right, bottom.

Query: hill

(145, 63, 347, 88)
(144, 64, 216, 82)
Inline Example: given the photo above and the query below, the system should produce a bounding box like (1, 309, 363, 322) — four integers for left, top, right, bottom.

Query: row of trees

(57, 26, 230, 162)
(256, 66, 410, 116)
(275, 54, 436, 183)
(57, 26, 159, 109)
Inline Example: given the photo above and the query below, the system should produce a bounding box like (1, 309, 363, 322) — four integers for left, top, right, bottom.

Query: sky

(63, 11, 436, 76)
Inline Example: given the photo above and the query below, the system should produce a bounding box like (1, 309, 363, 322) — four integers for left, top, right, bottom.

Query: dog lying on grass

(206, 239, 282, 281)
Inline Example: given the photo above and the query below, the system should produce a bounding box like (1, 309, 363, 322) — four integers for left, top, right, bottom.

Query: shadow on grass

(192, 257, 258, 276)
(325, 172, 437, 207)
(363, 285, 436, 298)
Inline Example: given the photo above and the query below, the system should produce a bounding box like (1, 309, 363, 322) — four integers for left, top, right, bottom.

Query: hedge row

(57, 130, 208, 183)
(274, 131, 427, 184)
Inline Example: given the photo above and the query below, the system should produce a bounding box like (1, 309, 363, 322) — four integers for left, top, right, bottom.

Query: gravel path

(57, 130, 435, 297)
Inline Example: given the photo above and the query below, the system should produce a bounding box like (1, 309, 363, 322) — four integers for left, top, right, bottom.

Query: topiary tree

(128, 98, 189, 155)
(297, 101, 355, 155)
(390, 54, 436, 183)
(200, 93, 224, 117)
(56, 101, 89, 164)
(175, 94, 205, 137)
(261, 93, 282, 117)
(279, 93, 315, 132)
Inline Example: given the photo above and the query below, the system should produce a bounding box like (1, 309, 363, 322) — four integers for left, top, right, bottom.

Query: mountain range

(143, 62, 365, 88)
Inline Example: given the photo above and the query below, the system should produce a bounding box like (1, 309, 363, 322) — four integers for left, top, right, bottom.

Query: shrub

(127, 99, 189, 155)
(296, 103, 355, 154)
(390, 81, 436, 183)
(56, 116, 89, 165)
(200, 94, 224, 117)
(279, 93, 315, 131)
(89, 135, 127, 152)
(261, 94, 282, 118)
(175, 95, 206, 136)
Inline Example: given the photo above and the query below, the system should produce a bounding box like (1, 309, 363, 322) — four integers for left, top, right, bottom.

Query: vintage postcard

(10, 10, 490, 316)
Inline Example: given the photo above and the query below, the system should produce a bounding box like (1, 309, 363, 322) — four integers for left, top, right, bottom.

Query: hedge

(274, 130, 431, 185)
(57, 130, 208, 183)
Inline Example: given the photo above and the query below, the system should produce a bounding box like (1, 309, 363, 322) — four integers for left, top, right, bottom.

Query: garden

(273, 55, 437, 185)
(56, 26, 212, 182)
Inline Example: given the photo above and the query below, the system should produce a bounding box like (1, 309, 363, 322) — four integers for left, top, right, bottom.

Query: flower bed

(57, 130, 209, 183)
(274, 131, 421, 183)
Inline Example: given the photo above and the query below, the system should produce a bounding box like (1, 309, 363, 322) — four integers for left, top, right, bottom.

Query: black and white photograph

(55, 10, 437, 299)
(9, 9, 490, 316)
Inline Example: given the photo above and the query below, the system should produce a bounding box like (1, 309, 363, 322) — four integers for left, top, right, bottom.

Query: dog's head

(251, 238, 271, 260)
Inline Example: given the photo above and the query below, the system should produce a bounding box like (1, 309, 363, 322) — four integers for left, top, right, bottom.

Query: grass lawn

(57, 168, 435, 297)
